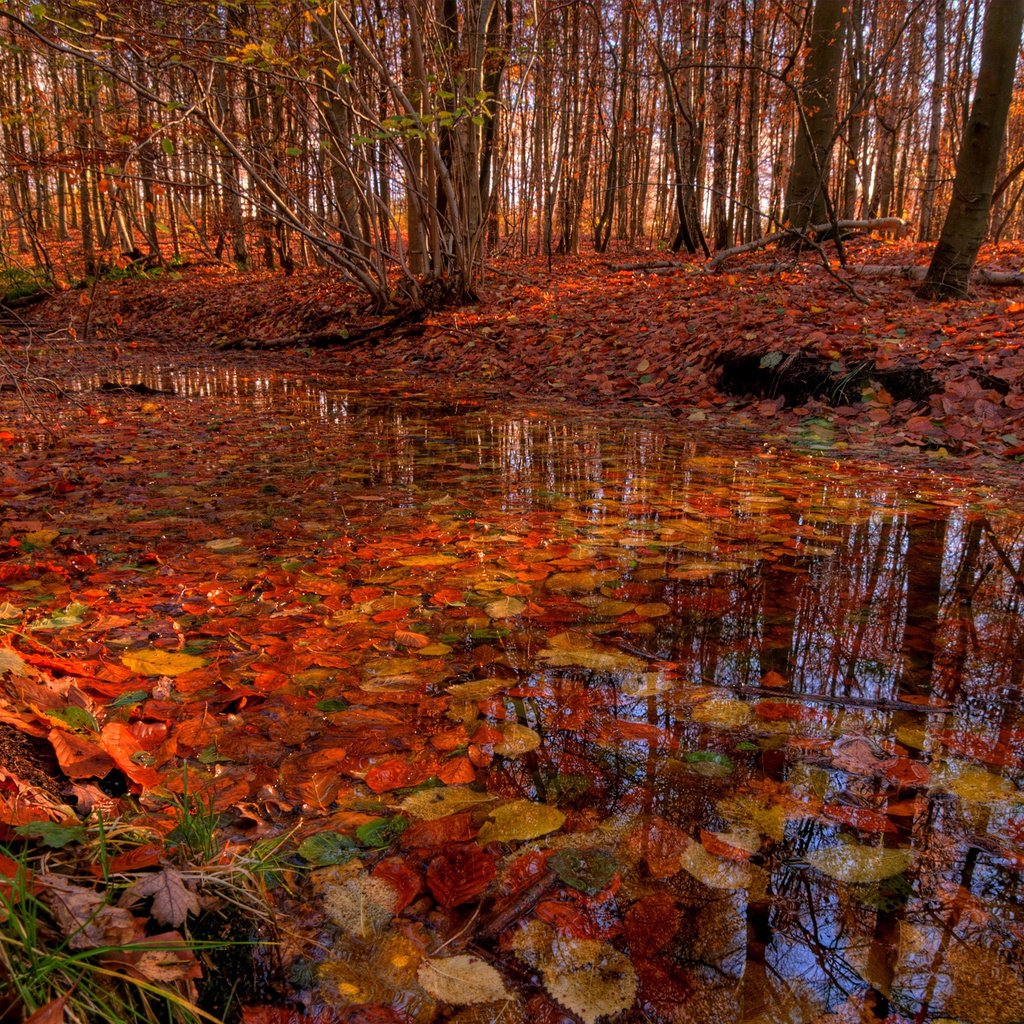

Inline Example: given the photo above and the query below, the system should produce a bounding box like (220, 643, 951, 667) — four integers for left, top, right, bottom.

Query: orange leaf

(395, 629, 430, 648)
(49, 730, 116, 780)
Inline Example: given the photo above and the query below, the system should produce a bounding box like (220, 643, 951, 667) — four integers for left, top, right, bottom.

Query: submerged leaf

(417, 954, 510, 1005)
(542, 936, 637, 1024)
(492, 723, 541, 756)
(400, 785, 495, 820)
(549, 848, 617, 895)
(806, 843, 912, 884)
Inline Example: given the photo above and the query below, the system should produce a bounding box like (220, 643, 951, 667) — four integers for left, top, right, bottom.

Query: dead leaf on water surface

(477, 800, 565, 843)
(931, 762, 1024, 805)
(539, 645, 646, 674)
(417, 955, 510, 1005)
(691, 697, 751, 729)
(399, 785, 495, 820)
(121, 648, 207, 677)
(679, 839, 753, 891)
(397, 553, 459, 567)
(545, 570, 619, 594)
(485, 596, 526, 619)
(806, 843, 912, 884)
(24, 528, 60, 546)
(205, 537, 245, 553)
(492, 723, 541, 756)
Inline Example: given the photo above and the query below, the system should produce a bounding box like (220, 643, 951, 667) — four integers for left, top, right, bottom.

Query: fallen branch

(606, 260, 683, 273)
(709, 218, 907, 269)
(712, 262, 1024, 287)
(214, 307, 427, 350)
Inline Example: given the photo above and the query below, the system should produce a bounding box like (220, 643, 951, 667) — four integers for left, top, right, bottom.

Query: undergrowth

(0, 789, 291, 1024)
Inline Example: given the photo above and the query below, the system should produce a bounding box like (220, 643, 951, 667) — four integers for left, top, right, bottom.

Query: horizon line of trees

(0, 0, 1021, 307)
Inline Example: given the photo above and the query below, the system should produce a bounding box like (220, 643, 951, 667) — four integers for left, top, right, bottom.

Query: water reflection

(38, 367, 1024, 1020)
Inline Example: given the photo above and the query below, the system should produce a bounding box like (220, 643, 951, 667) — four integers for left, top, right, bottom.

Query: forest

(0, 0, 1021, 304)
(4, 3, 1024, 1024)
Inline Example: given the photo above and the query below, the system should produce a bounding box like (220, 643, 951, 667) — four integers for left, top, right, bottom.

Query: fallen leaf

(120, 867, 201, 927)
(417, 954, 510, 1005)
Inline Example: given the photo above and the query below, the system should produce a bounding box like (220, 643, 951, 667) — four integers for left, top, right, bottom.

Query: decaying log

(708, 218, 908, 269)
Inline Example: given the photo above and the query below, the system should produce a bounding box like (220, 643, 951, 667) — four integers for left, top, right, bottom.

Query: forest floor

(10, 236, 1024, 474)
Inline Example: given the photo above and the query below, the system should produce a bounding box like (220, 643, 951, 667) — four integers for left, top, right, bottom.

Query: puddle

(5, 365, 1024, 1023)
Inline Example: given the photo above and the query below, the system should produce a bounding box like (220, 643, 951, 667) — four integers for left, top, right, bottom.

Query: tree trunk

(919, 0, 1024, 299)
(782, 0, 847, 231)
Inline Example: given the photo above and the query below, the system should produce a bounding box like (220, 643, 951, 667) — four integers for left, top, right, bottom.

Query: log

(606, 260, 683, 273)
(708, 218, 908, 269)
(214, 307, 426, 350)
(713, 262, 1024, 286)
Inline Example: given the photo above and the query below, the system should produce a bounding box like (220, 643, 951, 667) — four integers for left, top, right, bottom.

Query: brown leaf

(119, 867, 201, 927)
(40, 874, 139, 949)
(23, 995, 68, 1024)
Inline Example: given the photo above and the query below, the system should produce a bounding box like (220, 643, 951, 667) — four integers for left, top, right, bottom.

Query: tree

(919, 0, 1024, 299)
(782, 0, 847, 232)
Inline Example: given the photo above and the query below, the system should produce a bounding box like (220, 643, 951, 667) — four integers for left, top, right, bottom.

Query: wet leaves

(4, 354, 1024, 1024)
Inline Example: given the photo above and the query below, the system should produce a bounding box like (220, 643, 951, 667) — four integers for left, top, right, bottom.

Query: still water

(11, 366, 1024, 1022)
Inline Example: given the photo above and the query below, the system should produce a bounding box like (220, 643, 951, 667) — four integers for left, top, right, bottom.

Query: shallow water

(9, 366, 1024, 1022)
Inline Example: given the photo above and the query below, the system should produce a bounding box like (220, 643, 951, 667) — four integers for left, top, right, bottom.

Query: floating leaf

(549, 848, 617, 895)
(400, 785, 495, 820)
(806, 843, 913, 884)
(679, 839, 752, 890)
(493, 723, 541, 756)
(539, 647, 646, 674)
(24, 528, 59, 546)
(477, 800, 565, 843)
(205, 537, 245, 552)
(691, 697, 751, 729)
(397, 554, 458, 567)
(417, 955, 510, 1005)
(122, 648, 207, 677)
(485, 596, 526, 619)
(545, 570, 618, 594)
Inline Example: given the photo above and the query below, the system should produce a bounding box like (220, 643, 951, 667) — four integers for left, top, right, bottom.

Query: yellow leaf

(806, 843, 912, 883)
(122, 648, 207, 676)
(477, 800, 565, 843)
(400, 785, 498, 821)
(24, 528, 59, 546)
(691, 697, 751, 729)
(397, 554, 458, 567)
(493, 723, 541, 756)
(485, 596, 526, 619)
(417, 955, 510, 1005)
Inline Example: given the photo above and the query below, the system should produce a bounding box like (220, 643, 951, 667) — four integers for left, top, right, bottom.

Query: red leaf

(372, 857, 422, 912)
(401, 812, 479, 849)
(821, 803, 897, 834)
(624, 893, 679, 955)
(426, 845, 496, 908)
